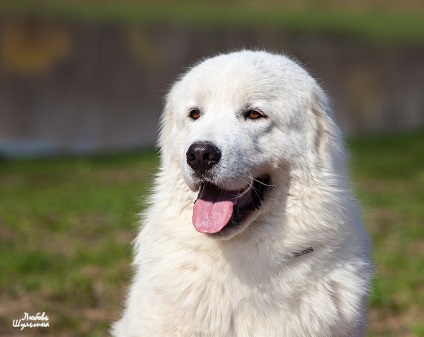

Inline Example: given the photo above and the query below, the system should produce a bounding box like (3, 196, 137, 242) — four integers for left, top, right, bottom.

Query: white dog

(112, 50, 372, 337)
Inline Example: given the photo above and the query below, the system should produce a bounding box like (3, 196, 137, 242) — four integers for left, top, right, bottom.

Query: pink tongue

(192, 184, 236, 233)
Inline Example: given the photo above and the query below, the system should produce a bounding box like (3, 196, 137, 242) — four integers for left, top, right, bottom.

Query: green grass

(1, 1, 424, 42)
(0, 151, 158, 336)
(347, 131, 424, 336)
(0, 131, 423, 336)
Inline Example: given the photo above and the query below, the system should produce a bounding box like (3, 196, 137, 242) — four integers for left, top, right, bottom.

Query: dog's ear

(158, 98, 173, 154)
(157, 89, 186, 169)
(157, 95, 181, 169)
(309, 87, 346, 171)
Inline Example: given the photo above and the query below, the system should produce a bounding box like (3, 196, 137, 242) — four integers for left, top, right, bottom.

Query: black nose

(186, 142, 221, 173)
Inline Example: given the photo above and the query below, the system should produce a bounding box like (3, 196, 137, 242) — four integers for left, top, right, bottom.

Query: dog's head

(159, 50, 344, 239)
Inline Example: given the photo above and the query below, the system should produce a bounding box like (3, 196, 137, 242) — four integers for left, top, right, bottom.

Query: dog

(112, 50, 372, 337)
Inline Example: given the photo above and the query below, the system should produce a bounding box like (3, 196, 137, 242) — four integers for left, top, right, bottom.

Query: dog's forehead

(176, 51, 314, 104)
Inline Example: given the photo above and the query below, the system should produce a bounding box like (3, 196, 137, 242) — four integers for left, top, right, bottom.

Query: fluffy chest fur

(113, 175, 370, 337)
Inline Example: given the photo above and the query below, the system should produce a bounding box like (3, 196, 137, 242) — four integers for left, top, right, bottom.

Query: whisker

(235, 175, 254, 199)
(245, 170, 263, 203)
(252, 178, 277, 187)
(245, 168, 277, 188)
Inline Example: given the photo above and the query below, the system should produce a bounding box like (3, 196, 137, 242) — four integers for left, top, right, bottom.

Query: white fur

(112, 50, 372, 337)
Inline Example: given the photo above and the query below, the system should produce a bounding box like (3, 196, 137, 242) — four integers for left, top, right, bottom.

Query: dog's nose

(186, 142, 221, 173)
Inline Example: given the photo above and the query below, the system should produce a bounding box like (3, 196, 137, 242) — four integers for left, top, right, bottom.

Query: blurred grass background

(1, 1, 424, 336)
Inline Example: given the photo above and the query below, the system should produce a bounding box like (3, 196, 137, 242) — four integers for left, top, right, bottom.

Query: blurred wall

(1, 18, 424, 156)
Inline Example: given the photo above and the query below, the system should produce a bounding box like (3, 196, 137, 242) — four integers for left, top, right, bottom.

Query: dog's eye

(244, 110, 265, 120)
(189, 109, 201, 120)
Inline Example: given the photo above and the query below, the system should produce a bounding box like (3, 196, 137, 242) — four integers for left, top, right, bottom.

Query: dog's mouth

(192, 175, 270, 236)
